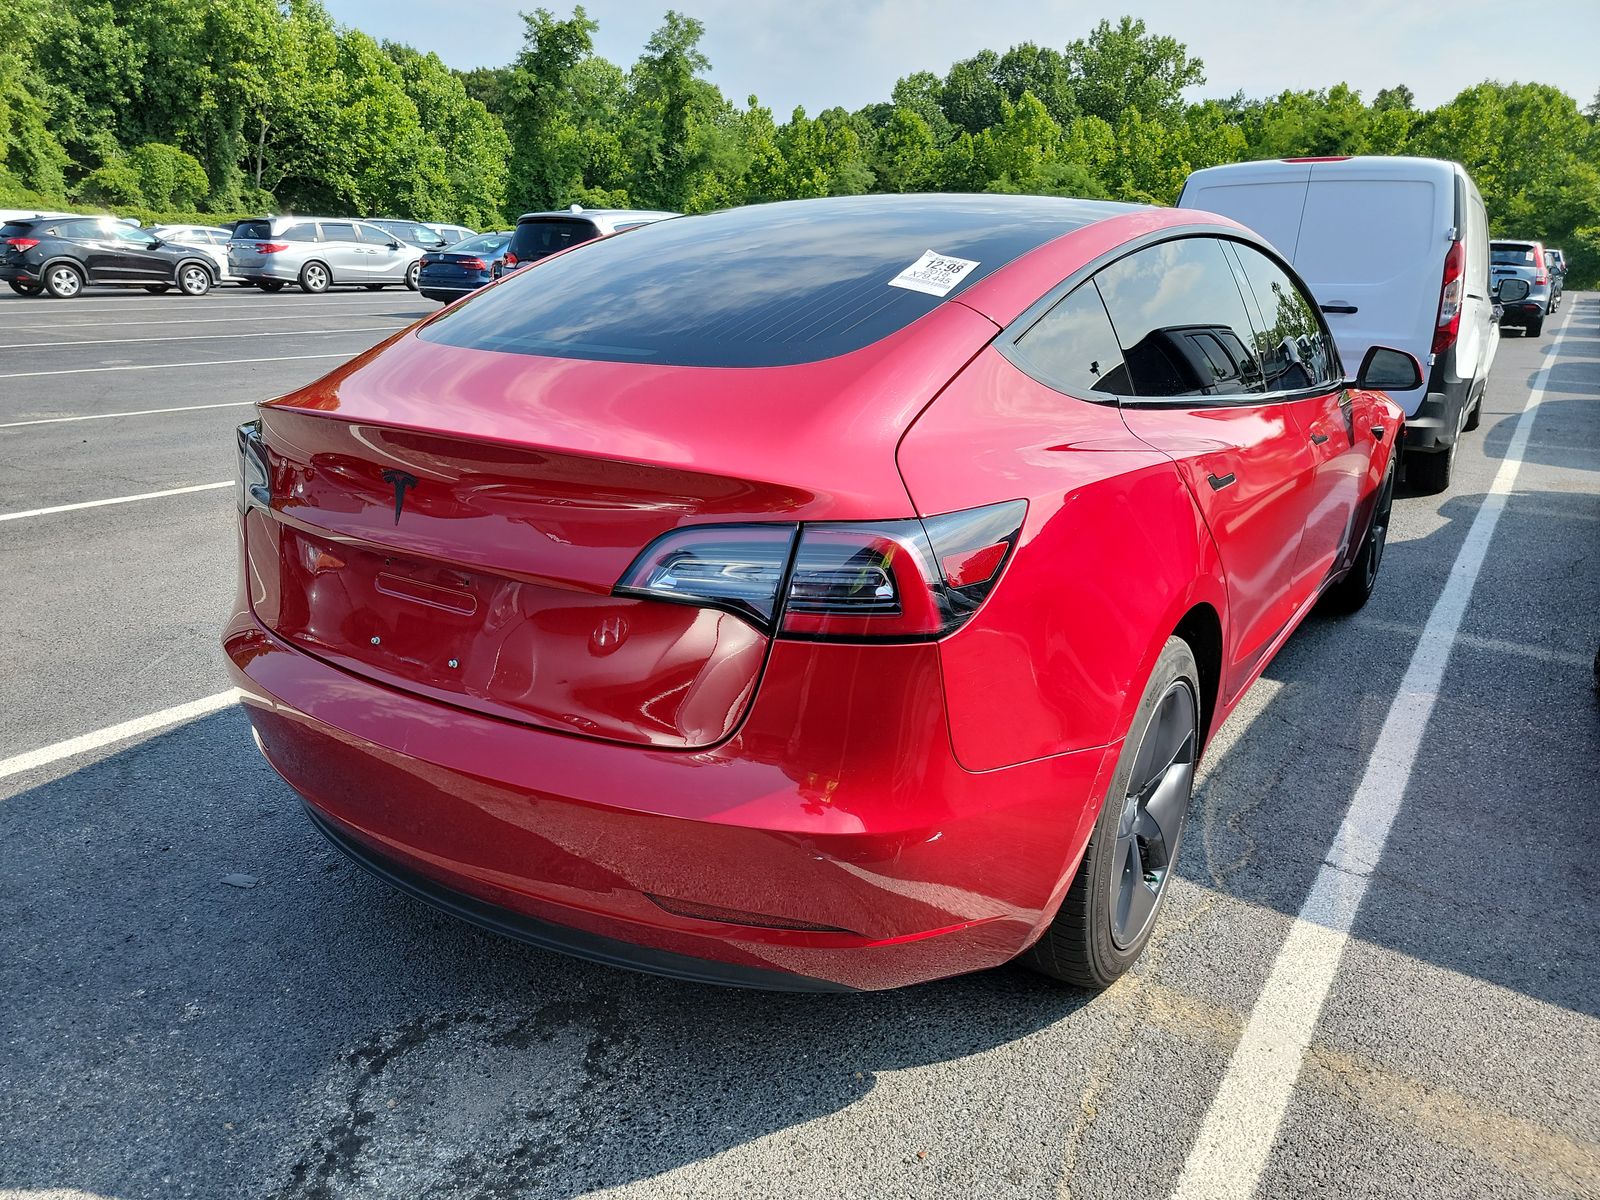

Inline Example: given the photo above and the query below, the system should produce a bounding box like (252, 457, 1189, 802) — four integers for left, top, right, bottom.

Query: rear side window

(320, 222, 357, 242)
(508, 219, 598, 264)
(234, 220, 273, 240)
(280, 223, 318, 242)
(1227, 242, 1339, 390)
(1008, 282, 1130, 399)
(1094, 237, 1265, 399)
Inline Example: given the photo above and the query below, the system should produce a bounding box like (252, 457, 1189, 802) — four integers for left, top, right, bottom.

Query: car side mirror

(1494, 277, 1530, 303)
(147, 238, 162, 248)
(1355, 346, 1423, 392)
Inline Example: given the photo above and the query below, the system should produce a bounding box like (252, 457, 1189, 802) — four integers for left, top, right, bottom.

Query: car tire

(1462, 393, 1483, 432)
(1407, 440, 1454, 495)
(1024, 636, 1201, 989)
(1527, 316, 1544, 338)
(177, 262, 212, 296)
(257, 279, 285, 293)
(404, 261, 421, 290)
(363, 284, 385, 291)
(7, 280, 42, 296)
(1324, 452, 1395, 614)
(298, 261, 331, 294)
(144, 284, 171, 294)
(42, 263, 84, 299)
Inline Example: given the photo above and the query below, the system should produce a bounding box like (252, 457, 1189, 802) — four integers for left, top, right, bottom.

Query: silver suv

(1490, 239, 1552, 336)
(228, 216, 426, 293)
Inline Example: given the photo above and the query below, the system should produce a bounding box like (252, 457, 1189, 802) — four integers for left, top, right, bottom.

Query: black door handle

(1206, 471, 1236, 491)
(1370, 425, 1385, 440)
(1310, 432, 1329, 445)
(1320, 303, 1359, 314)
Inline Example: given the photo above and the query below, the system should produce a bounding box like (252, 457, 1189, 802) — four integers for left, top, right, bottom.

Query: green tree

(128, 142, 209, 208)
(1066, 17, 1205, 124)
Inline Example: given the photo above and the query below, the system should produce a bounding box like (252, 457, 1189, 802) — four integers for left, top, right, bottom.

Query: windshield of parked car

(1490, 244, 1537, 265)
(423, 195, 1122, 368)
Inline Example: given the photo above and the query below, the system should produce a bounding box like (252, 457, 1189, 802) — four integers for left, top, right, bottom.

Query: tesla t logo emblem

(380, 468, 418, 524)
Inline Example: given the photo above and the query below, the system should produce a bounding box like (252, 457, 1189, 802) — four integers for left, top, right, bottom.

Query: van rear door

(1178, 162, 1311, 259)
(1291, 163, 1446, 415)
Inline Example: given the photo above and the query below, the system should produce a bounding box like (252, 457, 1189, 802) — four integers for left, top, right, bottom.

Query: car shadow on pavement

(1174, 480, 1599, 1028)
(0, 711, 1093, 1200)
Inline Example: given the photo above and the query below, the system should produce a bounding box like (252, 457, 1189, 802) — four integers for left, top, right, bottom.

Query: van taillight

(615, 500, 1027, 642)
(1432, 241, 1465, 356)
(258, 242, 288, 253)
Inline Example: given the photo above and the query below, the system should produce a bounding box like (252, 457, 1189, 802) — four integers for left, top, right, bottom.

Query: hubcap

(183, 268, 205, 292)
(308, 266, 326, 289)
(1108, 680, 1198, 950)
(52, 268, 79, 296)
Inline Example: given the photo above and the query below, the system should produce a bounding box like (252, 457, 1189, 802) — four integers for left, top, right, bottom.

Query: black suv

(1, 215, 218, 298)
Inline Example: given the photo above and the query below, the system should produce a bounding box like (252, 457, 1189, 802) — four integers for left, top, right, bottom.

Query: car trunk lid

(249, 305, 998, 748)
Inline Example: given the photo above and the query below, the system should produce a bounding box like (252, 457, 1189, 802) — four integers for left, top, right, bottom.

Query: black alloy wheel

(1107, 679, 1198, 950)
(1026, 636, 1201, 988)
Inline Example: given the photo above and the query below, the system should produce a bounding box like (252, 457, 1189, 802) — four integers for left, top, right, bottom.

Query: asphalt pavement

(0, 285, 1596, 1200)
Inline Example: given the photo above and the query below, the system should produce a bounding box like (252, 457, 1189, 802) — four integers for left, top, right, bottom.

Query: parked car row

(0, 212, 483, 298)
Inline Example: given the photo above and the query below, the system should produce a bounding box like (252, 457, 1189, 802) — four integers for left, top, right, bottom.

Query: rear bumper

(418, 282, 481, 301)
(1498, 300, 1547, 326)
(225, 612, 1115, 991)
(233, 262, 300, 283)
(0, 263, 35, 282)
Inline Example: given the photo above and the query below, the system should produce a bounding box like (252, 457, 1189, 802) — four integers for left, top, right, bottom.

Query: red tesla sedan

(225, 195, 1411, 992)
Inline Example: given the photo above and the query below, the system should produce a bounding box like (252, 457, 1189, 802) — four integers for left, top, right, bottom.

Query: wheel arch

(1172, 602, 1223, 749)
(299, 257, 333, 284)
(176, 256, 216, 282)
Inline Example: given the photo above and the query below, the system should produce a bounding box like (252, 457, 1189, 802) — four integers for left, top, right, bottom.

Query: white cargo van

(1177, 156, 1496, 493)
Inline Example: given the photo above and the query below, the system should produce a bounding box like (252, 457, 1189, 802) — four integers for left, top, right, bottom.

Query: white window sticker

(888, 249, 980, 297)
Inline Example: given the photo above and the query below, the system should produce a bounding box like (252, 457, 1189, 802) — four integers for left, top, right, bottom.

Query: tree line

(3, 2, 1597, 283)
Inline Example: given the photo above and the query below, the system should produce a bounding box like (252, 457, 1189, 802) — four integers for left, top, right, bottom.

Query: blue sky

(325, 0, 1599, 117)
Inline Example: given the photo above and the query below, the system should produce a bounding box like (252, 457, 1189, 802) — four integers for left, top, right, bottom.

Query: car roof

(515, 207, 680, 222)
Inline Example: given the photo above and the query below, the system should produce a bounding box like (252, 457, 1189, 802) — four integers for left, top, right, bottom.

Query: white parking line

(0, 691, 239, 783)
(0, 401, 255, 429)
(7, 309, 425, 331)
(0, 351, 353, 380)
(1171, 305, 1575, 1199)
(0, 481, 231, 522)
(5, 324, 403, 350)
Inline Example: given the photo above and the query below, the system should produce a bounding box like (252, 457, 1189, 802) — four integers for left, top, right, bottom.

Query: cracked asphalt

(1, 287, 1596, 1199)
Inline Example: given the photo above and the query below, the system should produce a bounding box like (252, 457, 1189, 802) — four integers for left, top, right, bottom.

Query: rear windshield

(423, 195, 1116, 368)
(448, 232, 509, 255)
(1491, 244, 1537, 265)
(508, 218, 598, 264)
(1, 221, 39, 238)
(233, 219, 273, 240)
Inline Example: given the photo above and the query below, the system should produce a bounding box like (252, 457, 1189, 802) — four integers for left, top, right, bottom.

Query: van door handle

(1206, 471, 1236, 491)
(1310, 432, 1329, 445)
(1320, 303, 1359, 315)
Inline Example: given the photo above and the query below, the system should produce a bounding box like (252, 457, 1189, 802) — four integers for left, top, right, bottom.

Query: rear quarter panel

(896, 348, 1228, 772)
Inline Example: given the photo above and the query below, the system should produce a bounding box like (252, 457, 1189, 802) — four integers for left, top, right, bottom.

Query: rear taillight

(257, 242, 288, 254)
(615, 500, 1026, 642)
(1432, 240, 1465, 356)
(236, 420, 270, 512)
(503, 253, 518, 267)
(459, 257, 488, 271)
(5, 237, 40, 252)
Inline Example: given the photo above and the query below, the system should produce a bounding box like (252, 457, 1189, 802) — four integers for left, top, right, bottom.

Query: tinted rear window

(1491, 244, 1537, 265)
(1, 221, 39, 238)
(424, 195, 1123, 368)
(234, 220, 273, 240)
(450, 232, 508, 255)
(508, 218, 598, 264)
